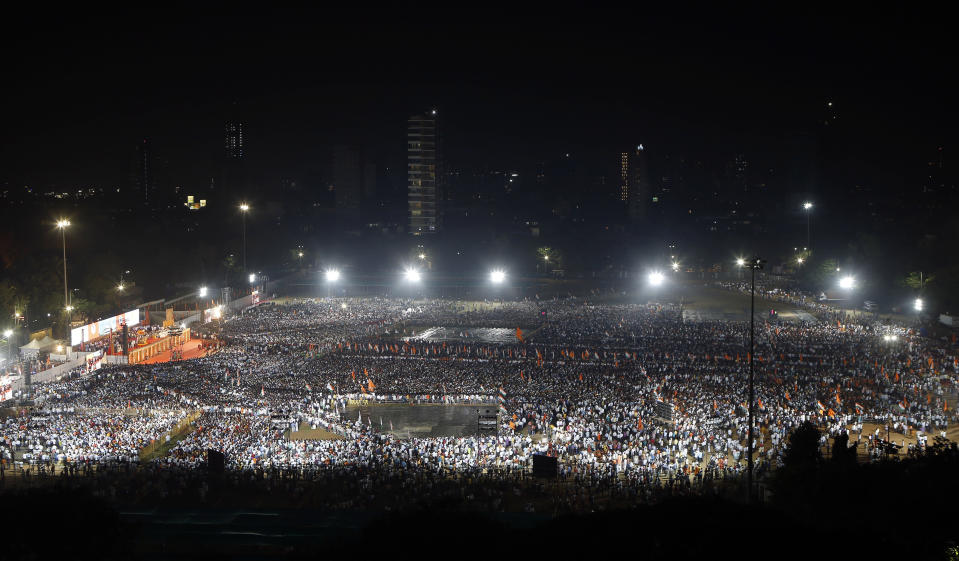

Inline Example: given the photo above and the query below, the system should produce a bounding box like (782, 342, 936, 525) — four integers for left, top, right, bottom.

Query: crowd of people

(2, 294, 957, 512)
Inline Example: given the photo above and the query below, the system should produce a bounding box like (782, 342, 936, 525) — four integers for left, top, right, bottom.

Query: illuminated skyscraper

(619, 144, 648, 221)
(131, 138, 154, 207)
(225, 122, 244, 159)
(408, 110, 443, 234)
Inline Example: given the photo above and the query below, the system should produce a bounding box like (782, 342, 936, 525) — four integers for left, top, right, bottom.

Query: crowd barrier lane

(138, 410, 202, 460)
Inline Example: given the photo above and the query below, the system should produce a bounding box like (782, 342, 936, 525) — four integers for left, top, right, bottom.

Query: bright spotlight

(3, 329, 11, 338)
(671, 262, 680, 272)
(340, 303, 348, 309)
(648, 271, 665, 286)
(405, 268, 421, 282)
(249, 273, 256, 283)
(418, 253, 426, 260)
(803, 202, 813, 210)
(199, 286, 208, 298)
(736, 258, 746, 267)
(56, 219, 71, 228)
(796, 257, 804, 264)
(490, 270, 506, 284)
(117, 283, 124, 291)
(65, 306, 73, 312)
(325, 269, 341, 282)
(839, 276, 855, 289)
(914, 298, 923, 312)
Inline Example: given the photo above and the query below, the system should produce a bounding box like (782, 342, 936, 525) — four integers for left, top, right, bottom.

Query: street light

(803, 201, 813, 249)
(490, 270, 506, 284)
(796, 257, 804, 265)
(671, 262, 680, 272)
(914, 298, 923, 312)
(249, 273, 256, 284)
(839, 276, 856, 290)
(199, 286, 208, 298)
(647, 271, 665, 286)
(239, 203, 250, 273)
(56, 219, 71, 313)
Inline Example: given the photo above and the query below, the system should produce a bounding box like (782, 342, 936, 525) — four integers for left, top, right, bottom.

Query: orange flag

(515, 327, 524, 342)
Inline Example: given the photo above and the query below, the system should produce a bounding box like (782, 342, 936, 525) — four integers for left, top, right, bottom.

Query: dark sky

(2, 12, 954, 190)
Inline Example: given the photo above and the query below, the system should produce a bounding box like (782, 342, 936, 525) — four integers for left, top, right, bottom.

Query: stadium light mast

(239, 203, 250, 273)
(746, 256, 765, 503)
(56, 219, 71, 313)
(803, 201, 813, 249)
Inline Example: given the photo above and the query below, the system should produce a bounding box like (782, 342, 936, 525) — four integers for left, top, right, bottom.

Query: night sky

(2, 13, 954, 193)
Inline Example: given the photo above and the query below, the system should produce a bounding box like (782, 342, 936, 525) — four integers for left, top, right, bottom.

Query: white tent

(19, 336, 59, 357)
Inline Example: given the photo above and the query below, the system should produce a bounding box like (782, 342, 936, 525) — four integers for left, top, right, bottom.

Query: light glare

(405, 268, 421, 282)
(648, 271, 665, 286)
(326, 269, 341, 282)
(839, 276, 855, 289)
(490, 270, 506, 284)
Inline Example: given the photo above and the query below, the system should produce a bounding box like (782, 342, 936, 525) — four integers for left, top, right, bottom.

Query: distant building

(222, 121, 247, 197)
(619, 144, 649, 221)
(225, 122, 244, 160)
(131, 139, 154, 207)
(333, 145, 377, 210)
(408, 110, 443, 234)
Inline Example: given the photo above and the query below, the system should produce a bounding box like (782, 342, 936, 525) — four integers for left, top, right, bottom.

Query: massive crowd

(2, 295, 957, 511)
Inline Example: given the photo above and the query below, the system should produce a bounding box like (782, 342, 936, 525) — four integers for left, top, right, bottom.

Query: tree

(537, 246, 561, 272)
(830, 432, 858, 467)
(901, 271, 934, 291)
(783, 421, 822, 468)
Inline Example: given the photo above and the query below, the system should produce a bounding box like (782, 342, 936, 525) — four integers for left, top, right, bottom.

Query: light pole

(803, 202, 813, 249)
(56, 220, 71, 312)
(746, 256, 765, 503)
(239, 203, 250, 273)
(3, 329, 12, 366)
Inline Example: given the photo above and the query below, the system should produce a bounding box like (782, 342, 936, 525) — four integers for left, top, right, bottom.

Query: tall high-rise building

(131, 139, 154, 207)
(333, 145, 363, 210)
(225, 122, 244, 160)
(408, 110, 443, 235)
(619, 144, 648, 221)
(221, 121, 247, 197)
